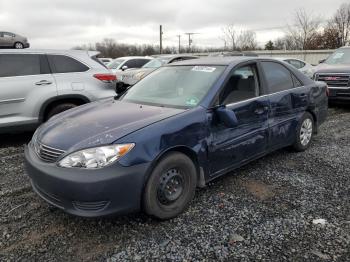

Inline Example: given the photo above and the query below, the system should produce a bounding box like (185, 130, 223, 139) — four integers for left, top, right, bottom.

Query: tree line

(74, 2, 350, 58)
(266, 3, 350, 50)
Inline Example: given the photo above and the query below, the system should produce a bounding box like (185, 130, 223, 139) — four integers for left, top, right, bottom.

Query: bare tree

(222, 24, 236, 51)
(236, 30, 258, 50)
(287, 9, 321, 50)
(330, 3, 350, 47)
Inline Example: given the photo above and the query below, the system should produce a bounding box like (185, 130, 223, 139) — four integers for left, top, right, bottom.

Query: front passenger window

(220, 65, 259, 105)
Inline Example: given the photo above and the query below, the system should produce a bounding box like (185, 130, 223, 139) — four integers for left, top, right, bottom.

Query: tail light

(93, 74, 117, 83)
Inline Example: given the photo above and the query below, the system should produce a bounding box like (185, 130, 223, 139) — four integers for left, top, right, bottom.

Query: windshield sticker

(333, 52, 344, 59)
(186, 97, 199, 106)
(192, 66, 216, 73)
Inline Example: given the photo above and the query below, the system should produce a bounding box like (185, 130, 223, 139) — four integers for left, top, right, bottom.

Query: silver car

(0, 49, 117, 133)
(0, 31, 30, 49)
(275, 57, 314, 78)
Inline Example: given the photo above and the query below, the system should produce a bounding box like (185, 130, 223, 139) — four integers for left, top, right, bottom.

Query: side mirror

(121, 65, 128, 71)
(319, 59, 326, 64)
(115, 82, 127, 96)
(215, 105, 238, 128)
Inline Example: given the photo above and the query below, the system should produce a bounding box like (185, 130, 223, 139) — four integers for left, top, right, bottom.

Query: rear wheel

(46, 103, 78, 120)
(14, 42, 24, 49)
(143, 152, 197, 220)
(292, 112, 314, 152)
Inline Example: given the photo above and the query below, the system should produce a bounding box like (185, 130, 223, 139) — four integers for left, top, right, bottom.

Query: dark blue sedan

(24, 57, 328, 219)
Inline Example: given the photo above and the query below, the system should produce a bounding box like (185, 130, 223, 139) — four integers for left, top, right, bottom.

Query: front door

(0, 54, 56, 126)
(208, 63, 270, 177)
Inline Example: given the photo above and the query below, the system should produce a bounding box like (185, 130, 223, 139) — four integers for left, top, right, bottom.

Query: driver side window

(220, 64, 260, 105)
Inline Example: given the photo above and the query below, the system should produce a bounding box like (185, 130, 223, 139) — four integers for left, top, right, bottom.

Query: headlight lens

(58, 143, 135, 169)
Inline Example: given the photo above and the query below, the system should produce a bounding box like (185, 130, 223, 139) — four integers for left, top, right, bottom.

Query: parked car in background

(24, 57, 328, 220)
(313, 46, 350, 103)
(98, 57, 113, 65)
(275, 57, 314, 78)
(118, 54, 198, 87)
(107, 56, 152, 79)
(0, 49, 117, 133)
(210, 51, 258, 57)
(0, 31, 30, 49)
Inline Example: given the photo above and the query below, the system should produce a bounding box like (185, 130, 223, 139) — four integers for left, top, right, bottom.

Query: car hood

(313, 63, 350, 74)
(36, 98, 185, 152)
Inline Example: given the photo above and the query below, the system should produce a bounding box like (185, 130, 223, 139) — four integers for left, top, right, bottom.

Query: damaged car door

(208, 63, 270, 177)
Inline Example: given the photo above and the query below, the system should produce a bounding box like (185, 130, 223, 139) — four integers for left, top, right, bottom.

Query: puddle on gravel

(239, 179, 276, 200)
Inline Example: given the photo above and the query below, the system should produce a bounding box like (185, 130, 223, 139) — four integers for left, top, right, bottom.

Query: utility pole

(159, 25, 163, 54)
(184, 33, 198, 53)
(176, 35, 181, 54)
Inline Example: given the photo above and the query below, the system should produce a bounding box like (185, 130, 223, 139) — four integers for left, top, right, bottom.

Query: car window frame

(259, 60, 303, 95)
(210, 60, 267, 107)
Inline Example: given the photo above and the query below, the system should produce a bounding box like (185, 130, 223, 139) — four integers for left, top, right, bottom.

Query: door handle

(299, 93, 307, 97)
(254, 106, 269, 115)
(35, 80, 52, 86)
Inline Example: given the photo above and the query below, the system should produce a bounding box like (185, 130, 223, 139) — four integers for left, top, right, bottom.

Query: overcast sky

(0, 0, 346, 49)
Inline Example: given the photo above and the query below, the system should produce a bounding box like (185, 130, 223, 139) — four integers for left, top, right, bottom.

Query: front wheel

(143, 152, 197, 220)
(292, 112, 314, 152)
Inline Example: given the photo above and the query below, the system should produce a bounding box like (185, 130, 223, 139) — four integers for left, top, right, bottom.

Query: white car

(107, 56, 152, 79)
(276, 57, 314, 78)
(98, 57, 113, 65)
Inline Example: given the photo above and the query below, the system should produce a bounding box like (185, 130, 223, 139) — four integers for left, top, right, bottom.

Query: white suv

(0, 49, 117, 133)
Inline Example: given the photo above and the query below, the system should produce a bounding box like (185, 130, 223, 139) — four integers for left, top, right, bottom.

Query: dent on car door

(208, 63, 270, 177)
(260, 61, 307, 149)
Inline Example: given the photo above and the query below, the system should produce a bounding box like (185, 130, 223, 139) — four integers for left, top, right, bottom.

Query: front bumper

(328, 87, 350, 102)
(23, 43, 30, 48)
(24, 144, 150, 217)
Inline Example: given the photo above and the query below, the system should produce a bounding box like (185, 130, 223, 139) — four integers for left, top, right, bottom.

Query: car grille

(316, 74, 350, 88)
(34, 142, 65, 163)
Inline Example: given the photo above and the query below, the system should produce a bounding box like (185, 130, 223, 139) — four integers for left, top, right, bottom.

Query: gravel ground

(0, 106, 349, 262)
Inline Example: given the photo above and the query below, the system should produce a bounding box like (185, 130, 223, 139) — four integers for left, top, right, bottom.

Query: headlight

(58, 143, 135, 169)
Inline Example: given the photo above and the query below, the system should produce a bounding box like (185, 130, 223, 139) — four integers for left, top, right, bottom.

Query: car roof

(167, 56, 255, 66)
(113, 56, 152, 60)
(0, 49, 99, 56)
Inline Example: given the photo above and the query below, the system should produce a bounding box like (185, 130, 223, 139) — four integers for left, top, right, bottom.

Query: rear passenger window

(48, 55, 89, 73)
(0, 54, 41, 77)
(261, 62, 294, 93)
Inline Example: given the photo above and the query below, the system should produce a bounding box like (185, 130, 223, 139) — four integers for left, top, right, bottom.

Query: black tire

(46, 103, 78, 120)
(292, 112, 314, 152)
(143, 152, 197, 220)
(14, 42, 24, 49)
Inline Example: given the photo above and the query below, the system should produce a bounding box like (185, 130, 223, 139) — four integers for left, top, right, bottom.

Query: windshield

(142, 58, 168, 68)
(325, 49, 350, 65)
(121, 65, 226, 108)
(107, 59, 125, 69)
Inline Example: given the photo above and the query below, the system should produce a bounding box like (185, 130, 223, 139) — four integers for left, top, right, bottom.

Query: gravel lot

(0, 106, 349, 261)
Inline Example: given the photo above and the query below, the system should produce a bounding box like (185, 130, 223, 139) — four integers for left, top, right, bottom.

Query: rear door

(47, 54, 90, 95)
(0, 53, 57, 126)
(260, 61, 309, 149)
(208, 62, 270, 176)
